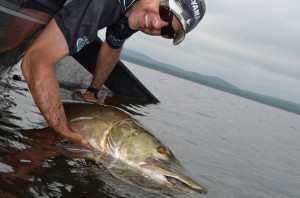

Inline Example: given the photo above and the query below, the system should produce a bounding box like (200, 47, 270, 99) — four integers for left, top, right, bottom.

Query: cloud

(170, 0, 300, 101)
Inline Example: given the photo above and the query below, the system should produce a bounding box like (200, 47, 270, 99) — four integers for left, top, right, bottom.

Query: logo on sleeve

(76, 36, 89, 52)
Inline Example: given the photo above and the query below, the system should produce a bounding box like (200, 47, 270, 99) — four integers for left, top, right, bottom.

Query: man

(20, 0, 206, 146)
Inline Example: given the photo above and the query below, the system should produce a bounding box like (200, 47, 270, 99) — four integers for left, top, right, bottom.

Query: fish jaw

(107, 120, 208, 195)
(164, 173, 208, 195)
(139, 159, 208, 195)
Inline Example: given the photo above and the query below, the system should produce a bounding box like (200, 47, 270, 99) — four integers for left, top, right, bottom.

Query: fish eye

(157, 145, 170, 156)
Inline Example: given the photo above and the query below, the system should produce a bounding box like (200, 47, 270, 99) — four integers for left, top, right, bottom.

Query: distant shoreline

(121, 48, 300, 116)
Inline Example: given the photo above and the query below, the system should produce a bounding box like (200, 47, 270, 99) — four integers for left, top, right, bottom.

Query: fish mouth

(164, 175, 207, 194)
(141, 158, 208, 194)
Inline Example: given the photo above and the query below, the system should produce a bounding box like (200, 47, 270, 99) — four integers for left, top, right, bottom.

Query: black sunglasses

(159, 5, 175, 39)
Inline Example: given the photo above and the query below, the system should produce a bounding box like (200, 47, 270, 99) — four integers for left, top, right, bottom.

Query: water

(1, 60, 300, 198)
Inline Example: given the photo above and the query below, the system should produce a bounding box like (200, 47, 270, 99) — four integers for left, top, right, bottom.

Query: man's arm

(83, 40, 123, 101)
(21, 19, 89, 146)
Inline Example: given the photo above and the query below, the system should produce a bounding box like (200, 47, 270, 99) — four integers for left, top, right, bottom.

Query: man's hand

(60, 127, 92, 149)
(72, 90, 107, 104)
(83, 90, 107, 103)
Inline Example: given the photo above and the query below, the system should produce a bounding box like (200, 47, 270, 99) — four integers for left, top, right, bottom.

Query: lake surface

(1, 60, 300, 198)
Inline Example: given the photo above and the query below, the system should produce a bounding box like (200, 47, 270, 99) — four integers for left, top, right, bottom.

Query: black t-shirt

(51, 0, 137, 54)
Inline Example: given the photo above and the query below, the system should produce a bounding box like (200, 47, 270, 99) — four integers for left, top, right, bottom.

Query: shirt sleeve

(106, 15, 138, 49)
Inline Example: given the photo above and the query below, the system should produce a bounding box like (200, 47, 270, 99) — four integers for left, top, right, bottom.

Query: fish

(63, 102, 208, 196)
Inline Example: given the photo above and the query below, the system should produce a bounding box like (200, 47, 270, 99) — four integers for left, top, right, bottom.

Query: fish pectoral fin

(63, 147, 102, 158)
(64, 147, 95, 153)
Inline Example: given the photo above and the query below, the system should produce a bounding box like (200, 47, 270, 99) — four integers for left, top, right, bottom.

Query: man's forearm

(90, 40, 123, 89)
(22, 58, 90, 146)
(21, 58, 70, 134)
(20, 19, 89, 147)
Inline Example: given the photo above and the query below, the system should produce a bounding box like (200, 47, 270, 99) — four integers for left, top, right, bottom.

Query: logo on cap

(191, 0, 201, 22)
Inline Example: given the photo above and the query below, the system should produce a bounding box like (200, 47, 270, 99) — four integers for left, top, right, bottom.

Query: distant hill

(121, 48, 300, 116)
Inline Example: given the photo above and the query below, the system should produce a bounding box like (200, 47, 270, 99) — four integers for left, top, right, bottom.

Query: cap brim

(169, 0, 187, 45)
(173, 30, 185, 45)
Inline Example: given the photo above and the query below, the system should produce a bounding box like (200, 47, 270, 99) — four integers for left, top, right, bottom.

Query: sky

(101, 0, 300, 104)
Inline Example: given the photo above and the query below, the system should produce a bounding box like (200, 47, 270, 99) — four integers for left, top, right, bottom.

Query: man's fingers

(72, 90, 85, 101)
(68, 133, 92, 149)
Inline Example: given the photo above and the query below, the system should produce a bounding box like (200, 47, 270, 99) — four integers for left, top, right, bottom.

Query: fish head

(113, 121, 208, 195)
(140, 147, 208, 195)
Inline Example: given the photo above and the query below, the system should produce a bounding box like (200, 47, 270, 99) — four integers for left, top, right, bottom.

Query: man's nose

(153, 19, 169, 30)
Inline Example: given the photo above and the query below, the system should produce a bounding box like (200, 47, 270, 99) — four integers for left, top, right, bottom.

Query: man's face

(126, 0, 183, 37)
